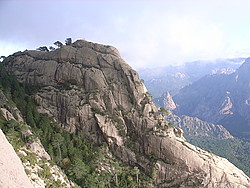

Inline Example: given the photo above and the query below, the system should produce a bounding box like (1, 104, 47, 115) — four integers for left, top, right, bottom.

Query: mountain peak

(236, 57, 250, 81)
(163, 92, 177, 110)
(72, 40, 121, 57)
(2, 40, 250, 187)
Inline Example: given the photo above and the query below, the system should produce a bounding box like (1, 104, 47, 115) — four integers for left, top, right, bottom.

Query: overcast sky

(1, 0, 250, 68)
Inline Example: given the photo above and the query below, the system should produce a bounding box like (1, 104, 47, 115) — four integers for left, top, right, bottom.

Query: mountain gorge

(173, 58, 250, 140)
(0, 40, 250, 187)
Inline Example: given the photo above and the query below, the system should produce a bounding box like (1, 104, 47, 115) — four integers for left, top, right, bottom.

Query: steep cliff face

(0, 129, 33, 188)
(3, 40, 250, 187)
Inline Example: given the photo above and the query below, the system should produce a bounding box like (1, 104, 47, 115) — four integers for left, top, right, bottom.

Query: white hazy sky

(1, 0, 250, 68)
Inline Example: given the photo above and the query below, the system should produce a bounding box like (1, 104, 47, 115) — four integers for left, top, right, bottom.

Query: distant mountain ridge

(166, 113, 233, 139)
(154, 91, 234, 139)
(173, 58, 250, 140)
(138, 58, 245, 98)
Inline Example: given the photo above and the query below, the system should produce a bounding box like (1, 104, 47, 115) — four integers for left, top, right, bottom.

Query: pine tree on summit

(49, 46, 56, 51)
(37, 46, 49, 52)
(54, 41, 63, 48)
(65, 38, 72, 45)
(0, 56, 6, 62)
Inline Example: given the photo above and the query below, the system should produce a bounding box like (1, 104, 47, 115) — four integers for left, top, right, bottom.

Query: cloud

(166, 17, 225, 58)
(1, 0, 250, 69)
(108, 8, 226, 68)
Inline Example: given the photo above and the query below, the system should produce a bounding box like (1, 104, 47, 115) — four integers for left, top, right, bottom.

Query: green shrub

(91, 107, 107, 116)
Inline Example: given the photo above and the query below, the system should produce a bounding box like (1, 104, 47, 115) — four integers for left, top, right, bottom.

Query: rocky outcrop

(0, 91, 24, 122)
(219, 96, 233, 115)
(166, 113, 233, 139)
(211, 67, 236, 75)
(155, 91, 177, 110)
(3, 40, 250, 187)
(0, 129, 33, 188)
(19, 141, 74, 188)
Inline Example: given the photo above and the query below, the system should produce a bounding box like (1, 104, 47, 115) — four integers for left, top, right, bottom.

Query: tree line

(36, 38, 72, 52)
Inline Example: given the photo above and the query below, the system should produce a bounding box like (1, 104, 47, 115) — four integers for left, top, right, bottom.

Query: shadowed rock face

(4, 40, 250, 187)
(0, 130, 34, 188)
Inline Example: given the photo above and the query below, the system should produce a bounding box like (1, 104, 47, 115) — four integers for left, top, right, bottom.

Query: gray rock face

(155, 91, 177, 110)
(219, 96, 233, 115)
(4, 40, 250, 187)
(0, 129, 33, 188)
